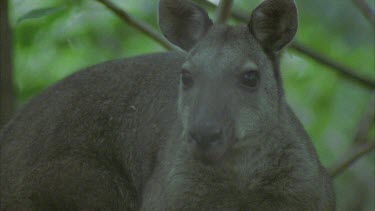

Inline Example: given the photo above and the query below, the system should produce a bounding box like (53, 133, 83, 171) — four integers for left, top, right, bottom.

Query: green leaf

(17, 6, 65, 24)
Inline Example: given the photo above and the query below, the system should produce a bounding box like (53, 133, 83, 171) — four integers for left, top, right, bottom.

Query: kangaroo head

(159, 0, 298, 163)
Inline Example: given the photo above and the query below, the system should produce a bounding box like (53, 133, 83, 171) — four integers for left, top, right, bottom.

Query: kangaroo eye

(181, 69, 194, 89)
(241, 70, 260, 88)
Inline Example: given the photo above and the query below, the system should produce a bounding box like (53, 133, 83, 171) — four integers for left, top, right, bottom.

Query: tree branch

(98, 0, 375, 90)
(215, 0, 234, 24)
(353, 92, 375, 145)
(96, 0, 179, 51)
(194, 0, 249, 21)
(329, 141, 375, 177)
(0, 0, 14, 128)
(290, 42, 375, 89)
(193, 0, 375, 90)
(352, 0, 375, 26)
(329, 93, 375, 177)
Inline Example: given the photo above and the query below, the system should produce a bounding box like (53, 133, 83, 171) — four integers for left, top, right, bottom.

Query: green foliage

(17, 6, 66, 24)
(10, 0, 374, 210)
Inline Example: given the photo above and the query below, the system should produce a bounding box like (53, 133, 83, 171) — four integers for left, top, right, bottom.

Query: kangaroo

(0, 0, 335, 210)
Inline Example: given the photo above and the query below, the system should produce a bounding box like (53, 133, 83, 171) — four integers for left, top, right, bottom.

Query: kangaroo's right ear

(249, 0, 298, 52)
(159, 0, 213, 51)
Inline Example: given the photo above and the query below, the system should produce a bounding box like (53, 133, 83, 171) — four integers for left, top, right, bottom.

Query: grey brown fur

(1, 0, 335, 210)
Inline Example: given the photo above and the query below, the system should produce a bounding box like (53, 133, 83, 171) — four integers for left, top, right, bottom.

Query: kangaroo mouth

(190, 137, 238, 164)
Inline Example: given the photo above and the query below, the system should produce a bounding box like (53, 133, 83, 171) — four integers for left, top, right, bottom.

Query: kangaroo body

(1, 53, 183, 210)
(1, 0, 335, 210)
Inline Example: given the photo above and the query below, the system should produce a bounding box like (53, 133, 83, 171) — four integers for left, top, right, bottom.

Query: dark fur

(1, 53, 184, 210)
(1, 0, 335, 210)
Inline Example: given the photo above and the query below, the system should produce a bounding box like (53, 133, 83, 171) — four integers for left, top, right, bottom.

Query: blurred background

(1, 0, 374, 210)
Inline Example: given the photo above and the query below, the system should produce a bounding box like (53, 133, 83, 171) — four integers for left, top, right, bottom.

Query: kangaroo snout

(188, 119, 236, 163)
(189, 123, 223, 150)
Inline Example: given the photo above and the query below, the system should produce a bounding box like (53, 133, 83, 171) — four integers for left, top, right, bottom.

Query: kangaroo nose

(189, 124, 223, 149)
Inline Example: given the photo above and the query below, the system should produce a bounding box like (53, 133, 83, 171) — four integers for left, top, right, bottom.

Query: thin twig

(329, 141, 375, 177)
(328, 93, 375, 177)
(194, 0, 375, 90)
(353, 92, 375, 145)
(96, 0, 179, 51)
(215, 0, 234, 24)
(352, 0, 375, 26)
(291, 42, 375, 89)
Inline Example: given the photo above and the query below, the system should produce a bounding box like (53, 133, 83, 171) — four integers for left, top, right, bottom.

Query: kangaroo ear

(249, 0, 298, 52)
(159, 0, 213, 51)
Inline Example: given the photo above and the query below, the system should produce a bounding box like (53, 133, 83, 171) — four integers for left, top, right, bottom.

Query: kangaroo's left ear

(249, 0, 298, 52)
